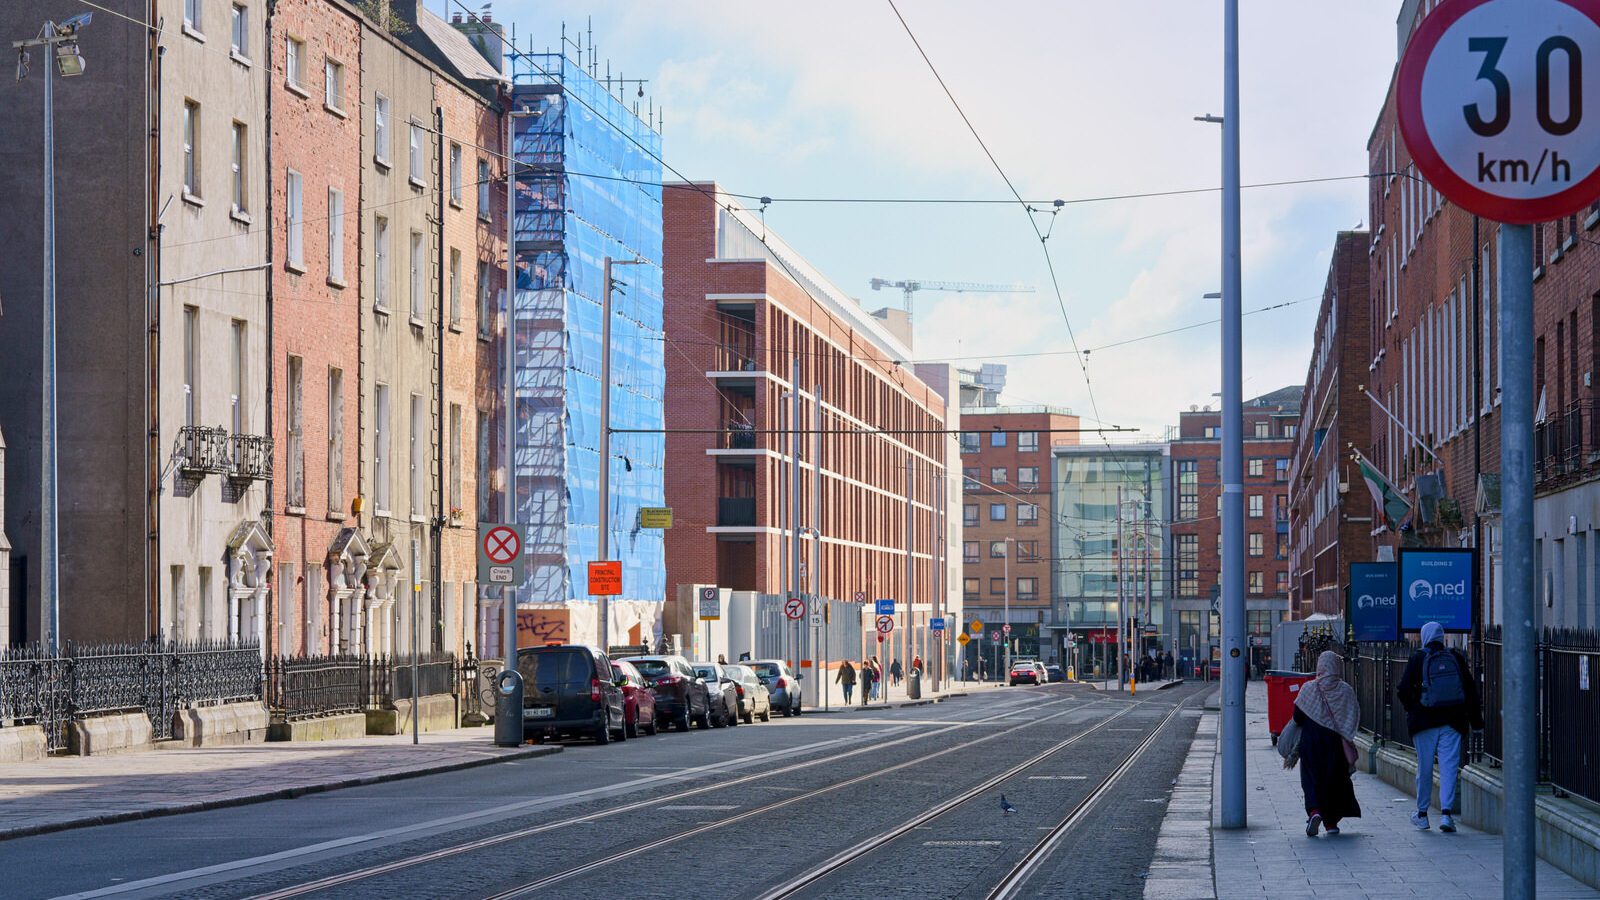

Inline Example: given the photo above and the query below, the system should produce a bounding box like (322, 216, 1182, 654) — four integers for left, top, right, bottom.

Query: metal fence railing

(1347, 627, 1600, 807)
(267, 651, 466, 722)
(0, 640, 262, 752)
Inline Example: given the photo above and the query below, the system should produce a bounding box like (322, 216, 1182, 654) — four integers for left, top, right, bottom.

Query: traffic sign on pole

(784, 597, 806, 620)
(853, 591, 866, 603)
(1002, 624, 1012, 635)
(809, 611, 823, 628)
(698, 586, 721, 621)
(990, 631, 1001, 643)
(969, 618, 984, 634)
(930, 617, 946, 632)
(957, 632, 971, 646)
(874, 599, 895, 616)
(1397, 0, 1600, 224)
(875, 615, 894, 634)
(477, 523, 525, 585)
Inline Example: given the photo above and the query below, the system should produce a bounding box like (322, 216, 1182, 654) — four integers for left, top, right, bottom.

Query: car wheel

(711, 703, 726, 728)
(760, 706, 771, 722)
(782, 704, 793, 718)
(743, 709, 754, 725)
(793, 700, 802, 716)
(728, 703, 739, 727)
(594, 712, 612, 745)
(677, 708, 692, 732)
(646, 715, 658, 736)
(625, 714, 638, 739)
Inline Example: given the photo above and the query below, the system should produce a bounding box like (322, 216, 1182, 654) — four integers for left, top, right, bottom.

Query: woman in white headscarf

(1291, 650, 1362, 836)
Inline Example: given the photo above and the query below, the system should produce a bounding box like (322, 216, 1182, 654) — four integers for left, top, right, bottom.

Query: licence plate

(525, 707, 554, 718)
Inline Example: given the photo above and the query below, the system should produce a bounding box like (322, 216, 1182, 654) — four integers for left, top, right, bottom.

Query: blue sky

(439, 1, 1403, 434)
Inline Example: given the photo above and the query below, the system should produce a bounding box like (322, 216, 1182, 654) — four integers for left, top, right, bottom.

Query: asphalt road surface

(13, 682, 1208, 900)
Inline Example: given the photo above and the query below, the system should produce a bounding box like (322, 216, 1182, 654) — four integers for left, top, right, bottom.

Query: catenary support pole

(812, 382, 821, 702)
(1498, 223, 1535, 900)
(790, 358, 802, 669)
(1117, 486, 1125, 690)
(1218, 0, 1248, 830)
(905, 457, 914, 699)
(597, 256, 614, 649)
(502, 108, 519, 669)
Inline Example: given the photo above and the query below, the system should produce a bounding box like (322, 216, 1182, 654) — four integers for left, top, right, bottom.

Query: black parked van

(516, 644, 627, 744)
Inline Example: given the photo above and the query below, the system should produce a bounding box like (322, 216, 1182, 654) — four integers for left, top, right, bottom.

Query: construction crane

(868, 278, 1035, 323)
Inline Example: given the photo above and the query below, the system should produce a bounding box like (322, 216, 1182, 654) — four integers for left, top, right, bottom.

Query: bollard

(494, 668, 524, 747)
(907, 667, 922, 700)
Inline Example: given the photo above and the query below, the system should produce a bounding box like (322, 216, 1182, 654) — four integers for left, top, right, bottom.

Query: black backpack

(1421, 647, 1466, 708)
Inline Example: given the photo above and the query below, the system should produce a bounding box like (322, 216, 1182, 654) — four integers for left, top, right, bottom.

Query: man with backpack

(1396, 621, 1485, 833)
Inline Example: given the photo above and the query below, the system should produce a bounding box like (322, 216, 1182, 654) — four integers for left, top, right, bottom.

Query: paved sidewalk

(815, 676, 1013, 712)
(0, 726, 558, 841)
(1145, 683, 1595, 899)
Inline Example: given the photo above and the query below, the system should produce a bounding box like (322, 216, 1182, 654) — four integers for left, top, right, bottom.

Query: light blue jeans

(1413, 725, 1462, 815)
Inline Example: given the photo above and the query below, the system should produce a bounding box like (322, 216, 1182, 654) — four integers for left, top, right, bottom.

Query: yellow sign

(957, 632, 971, 645)
(639, 507, 674, 529)
(969, 619, 984, 634)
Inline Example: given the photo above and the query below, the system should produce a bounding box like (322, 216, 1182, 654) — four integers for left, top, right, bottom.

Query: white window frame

(374, 95, 391, 166)
(374, 384, 391, 513)
(184, 0, 203, 33)
(409, 230, 424, 321)
(409, 393, 424, 517)
(374, 215, 390, 309)
(477, 158, 491, 218)
(285, 168, 304, 270)
(409, 123, 424, 185)
(477, 261, 492, 338)
(449, 248, 461, 325)
(230, 3, 248, 59)
(286, 36, 306, 91)
(324, 57, 344, 113)
(183, 306, 198, 427)
(230, 120, 247, 215)
(449, 143, 462, 205)
(327, 367, 343, 514)
(182, 100, 200, 198)
(327, 187, 344, 283)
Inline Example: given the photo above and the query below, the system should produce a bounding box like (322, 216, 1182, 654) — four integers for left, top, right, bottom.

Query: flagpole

(1349, 445, 1413, 526)
(1357, 384, 1440, 466)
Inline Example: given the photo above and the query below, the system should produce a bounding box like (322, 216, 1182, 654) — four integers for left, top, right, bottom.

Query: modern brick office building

(660, 184, 955, 653)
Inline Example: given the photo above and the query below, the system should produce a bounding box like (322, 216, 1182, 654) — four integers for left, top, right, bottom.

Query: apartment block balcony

(230, 433, 274, 482)
(717, 497, 757, 527)
(1535, 400, 1595, 486)
(179, 425, 232, 476)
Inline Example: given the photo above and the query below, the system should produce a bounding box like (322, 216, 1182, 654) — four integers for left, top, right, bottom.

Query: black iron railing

(179, 425, 233, 475)
(230, 433, 274, 481)
(0, 640, 262, 752)
(266, 654, 366, 721)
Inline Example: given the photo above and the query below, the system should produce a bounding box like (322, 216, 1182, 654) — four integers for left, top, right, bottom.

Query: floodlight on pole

(12, 14, 90, 652)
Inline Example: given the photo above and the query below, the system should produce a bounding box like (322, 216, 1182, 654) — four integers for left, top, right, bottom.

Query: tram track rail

(753, 695, 1191, 900)
(244, 687, 1087, 900)
(476, 696, 1136, 900)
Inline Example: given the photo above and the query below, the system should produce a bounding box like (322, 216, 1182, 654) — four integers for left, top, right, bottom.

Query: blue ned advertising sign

(1398, 548, 1476, 633)
(1347, 562, 1399, 642)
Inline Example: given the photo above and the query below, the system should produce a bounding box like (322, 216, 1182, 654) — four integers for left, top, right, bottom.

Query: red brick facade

(268, 0, 365, 655)
(1288, 231, 1375, 619)
(662, 185, 948, 618)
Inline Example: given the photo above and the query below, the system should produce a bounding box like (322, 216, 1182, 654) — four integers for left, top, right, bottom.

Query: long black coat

(1293, 707, 1362, 826)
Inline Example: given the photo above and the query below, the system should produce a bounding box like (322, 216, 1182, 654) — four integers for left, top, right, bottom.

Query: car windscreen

(750, 662, 781, 679)
(517, 649, 589, 687)
(693, 666, 717, 680)
(629, 659, 671, 678)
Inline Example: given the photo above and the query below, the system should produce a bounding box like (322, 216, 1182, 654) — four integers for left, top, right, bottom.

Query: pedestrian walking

(962, 657, 971, 683)
(1285, 650, 1362, 837)
(837, 660, 857, 706)
(868, 657, 882, 701)
(911, 654, 923, 675)
(889, 659, 904, 686)
(1397, 621, 1484, 833)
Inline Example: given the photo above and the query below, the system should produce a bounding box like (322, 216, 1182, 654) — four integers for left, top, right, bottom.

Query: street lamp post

(13, 13, 91, 653)
(597, 255, 644, 649)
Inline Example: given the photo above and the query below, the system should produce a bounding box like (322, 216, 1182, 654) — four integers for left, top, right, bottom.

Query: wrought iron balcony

(179, 425, 232, 476)
(230, 433, 274, 481)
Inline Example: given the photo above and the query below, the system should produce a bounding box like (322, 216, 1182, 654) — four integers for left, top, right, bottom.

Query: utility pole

(1217, 0, 1248, 830)
(1499, 223, 1536, 899)
(596, 255, 644, 650)
(812, 382, 822, 704)
(904, 456, 914, 699)
(1116, 485, 1125, 690)
(790, 358, 802, 669)
(502, 105, 533, 668)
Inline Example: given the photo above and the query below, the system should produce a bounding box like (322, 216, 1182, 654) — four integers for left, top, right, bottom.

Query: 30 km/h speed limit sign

(1398, 0, 1600, 223)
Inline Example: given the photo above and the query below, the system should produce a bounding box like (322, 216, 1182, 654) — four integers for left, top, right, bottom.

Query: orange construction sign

(588, 560, 622, 596)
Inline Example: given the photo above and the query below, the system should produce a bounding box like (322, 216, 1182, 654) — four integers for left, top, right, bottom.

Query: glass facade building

(1051, 445, 1170, 667)
(508, 52, 666, 612)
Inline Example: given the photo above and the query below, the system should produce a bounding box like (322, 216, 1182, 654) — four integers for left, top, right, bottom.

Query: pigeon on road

(1000, 795, 1017, 815)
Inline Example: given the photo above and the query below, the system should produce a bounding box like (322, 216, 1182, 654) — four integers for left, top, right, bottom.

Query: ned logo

(1356, 593, 1396, 610)
(1410, 579, 1467, 601)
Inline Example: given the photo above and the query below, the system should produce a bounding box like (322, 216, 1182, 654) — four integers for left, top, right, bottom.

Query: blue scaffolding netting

(509, 51, 665, 607)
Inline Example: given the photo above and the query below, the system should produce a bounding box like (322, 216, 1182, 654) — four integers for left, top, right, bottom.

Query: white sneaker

(1410, 812, 1430, 830)
(1440, 815, 1456, 833)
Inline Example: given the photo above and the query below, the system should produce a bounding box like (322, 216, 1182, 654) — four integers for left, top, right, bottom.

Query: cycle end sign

(477, 523, 525, 586)
(1397, 0, 1600, 223)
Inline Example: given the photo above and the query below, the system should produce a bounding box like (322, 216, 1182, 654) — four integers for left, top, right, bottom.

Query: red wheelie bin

(1265, 670, 1315, 745)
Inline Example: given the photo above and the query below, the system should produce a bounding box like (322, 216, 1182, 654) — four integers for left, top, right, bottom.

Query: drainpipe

(262, 2, 278, 660)
(146, 36, 164, 642)
(433, 105, 447, 655)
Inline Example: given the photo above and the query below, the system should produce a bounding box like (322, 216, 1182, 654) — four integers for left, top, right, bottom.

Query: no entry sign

(875, 615, 895, 634)
(1398, 0, 1600, 222)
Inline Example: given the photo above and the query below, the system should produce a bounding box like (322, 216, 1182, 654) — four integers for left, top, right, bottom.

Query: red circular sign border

(785, 598, 805, 620)
(875, 614, 894, 634)
(1396, 0, 1600, 225)
(484, 526, 520, 564)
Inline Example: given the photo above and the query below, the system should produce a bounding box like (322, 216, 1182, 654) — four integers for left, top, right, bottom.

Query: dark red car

(612, 660, 658, 737)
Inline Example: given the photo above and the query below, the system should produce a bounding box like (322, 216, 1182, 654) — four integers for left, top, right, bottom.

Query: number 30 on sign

(1398, 0, 1600, 223)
